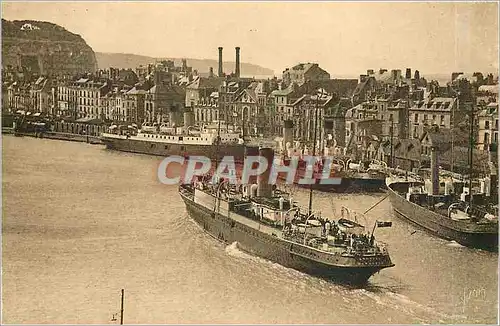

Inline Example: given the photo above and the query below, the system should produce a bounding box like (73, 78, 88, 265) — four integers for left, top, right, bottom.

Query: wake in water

(446, 240, 466, 248)
(224, 241, 465, 323)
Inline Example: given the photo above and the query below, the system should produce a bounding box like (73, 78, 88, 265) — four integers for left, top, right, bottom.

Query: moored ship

(278, 157, 386, 192)
(276, 119, 387, 192)
(179, 147, 395, 285)
(101, 112, 256, 162)
(386, 145, 498, 251)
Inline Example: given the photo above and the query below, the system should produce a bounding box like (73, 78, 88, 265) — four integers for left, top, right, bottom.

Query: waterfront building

(477, 103, 499, 150)
(193, 92, 219, 124)
(144, 72, 185, 124)
(408, 97, 457, 140)
(282, 63, 330, 87)
(185, 76, 224, 108)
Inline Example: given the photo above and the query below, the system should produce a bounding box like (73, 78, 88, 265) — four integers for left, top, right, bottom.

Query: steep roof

(271, 87, 295, 96)
(186, 76, 224, 89)
(420, 128, 469, 152)
(300, 79, 358, 98)
(126, 87, 147, 95)
(393, 138, 421, 160)
(411, 97, 456, 111)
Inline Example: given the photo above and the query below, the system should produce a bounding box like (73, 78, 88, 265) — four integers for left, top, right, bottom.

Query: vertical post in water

(120, 289, 124, 325)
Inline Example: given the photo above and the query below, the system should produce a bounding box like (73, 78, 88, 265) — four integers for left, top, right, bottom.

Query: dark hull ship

(179, 147, 394, 285)
(386, 177, 498, 251)
(386, 115, 498, 251)
(278, 158, 386, 193)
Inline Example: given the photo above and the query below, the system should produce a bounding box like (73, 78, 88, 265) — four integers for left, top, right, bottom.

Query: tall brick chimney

(218, 47, 223, 77)
(235, 47, 241, 78)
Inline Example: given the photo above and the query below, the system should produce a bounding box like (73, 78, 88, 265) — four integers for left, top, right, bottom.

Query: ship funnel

(244, 146, 260, 184)
(430, 146, 439, 196)
(283, 120, 294, 149)
(169, 111, 178, 126)
(257, 147, 274, 197)
(183, 111, 194, 132)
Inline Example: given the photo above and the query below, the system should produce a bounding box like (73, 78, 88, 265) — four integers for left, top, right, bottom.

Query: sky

(2, 1, 499, 77)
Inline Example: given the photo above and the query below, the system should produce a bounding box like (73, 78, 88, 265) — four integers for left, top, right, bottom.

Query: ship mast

(390, 119, 394, 168)
(467, 100, 474, 215)
(308, 92, 319, 216)
(214, 118, 221, 171)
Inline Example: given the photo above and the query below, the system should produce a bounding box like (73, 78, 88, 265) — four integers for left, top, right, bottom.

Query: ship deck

(228, 209, 284, 237)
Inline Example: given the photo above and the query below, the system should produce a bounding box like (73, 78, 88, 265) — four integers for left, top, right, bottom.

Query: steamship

(386, 145, 498, 251)
(179, 147, 395, 285)
(277, 120, 387, 192)
(101, 114, 255, 162)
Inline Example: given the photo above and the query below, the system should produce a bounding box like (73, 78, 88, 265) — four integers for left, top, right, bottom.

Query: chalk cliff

(2, 19, 97, 76)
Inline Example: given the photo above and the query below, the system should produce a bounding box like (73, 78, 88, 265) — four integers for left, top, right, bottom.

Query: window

(485, 121, 490, 130)
(484, 132, 490, 144)
(440, 115, 445, 125)
(496, 120, 498, 130)
(495, 132, 498, 143)
(414, 114, 418, 123)
(389, 114, 393, 121)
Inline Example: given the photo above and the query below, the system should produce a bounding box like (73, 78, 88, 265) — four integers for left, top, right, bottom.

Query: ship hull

(277, 173, 385, 193)
(294, 177, 386, 193)
(180, 191, 391, 285)
(387, 180, 498, 251)
(101, 134, 252, 162)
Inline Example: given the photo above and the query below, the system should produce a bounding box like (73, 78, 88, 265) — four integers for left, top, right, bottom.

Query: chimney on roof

(414, 70, 420, 80)
(379, 68, 387, 74)
(235, 47, 241, 78)
(209, 67, 214, 78)
(367, 69, 374, 75)
(406, 68, 412, 79)
(218, 47, 223, 77)
(360, 74, 368, 83)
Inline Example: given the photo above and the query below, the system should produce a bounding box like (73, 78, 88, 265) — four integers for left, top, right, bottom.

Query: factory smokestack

(235, 47, 241, 78)
(218, 47, 223, 77)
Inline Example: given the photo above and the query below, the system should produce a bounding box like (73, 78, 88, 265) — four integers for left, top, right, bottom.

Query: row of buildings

(2, 47, 498, 173)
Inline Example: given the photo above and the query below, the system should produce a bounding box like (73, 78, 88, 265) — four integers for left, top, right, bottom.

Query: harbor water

(2, 135, 498, 324)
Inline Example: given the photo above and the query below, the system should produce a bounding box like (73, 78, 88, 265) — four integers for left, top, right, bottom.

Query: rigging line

(363, 194, 390, 215)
